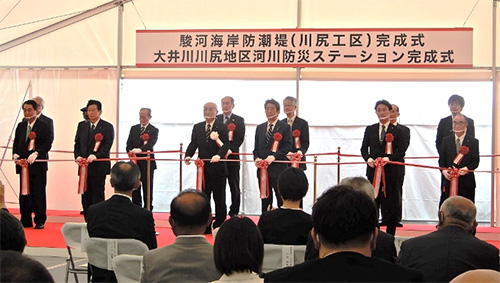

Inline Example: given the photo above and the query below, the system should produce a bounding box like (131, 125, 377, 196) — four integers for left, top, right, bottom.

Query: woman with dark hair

(213, 217, 264, 283)
(257, 167, 312, 245)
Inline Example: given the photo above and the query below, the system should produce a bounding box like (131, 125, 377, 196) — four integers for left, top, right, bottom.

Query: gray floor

(25, 247, 88, 283)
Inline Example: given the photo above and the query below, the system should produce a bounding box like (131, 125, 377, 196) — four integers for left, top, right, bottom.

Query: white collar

(113, 193, 132, 202)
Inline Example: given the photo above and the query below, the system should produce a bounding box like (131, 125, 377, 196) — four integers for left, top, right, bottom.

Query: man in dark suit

(438, 113, 479, 206)
(216, 96, 245, 217)
(126, 108, 159, 210)
(185, 102, 229, 229)
(265, 185, 423, 282)
(436, 94, 475, 155)
(360, 100, 405, 236)
(74, 99, 114, 216)
(33, 96, 54, 144)
(13, 100, 54, 229)
(282, 96, 309, 170)
(87, 162, 157, 282)
(389, 104, 410, 227)
(397, 196, 499, 282)
(253, 99, 292, 212)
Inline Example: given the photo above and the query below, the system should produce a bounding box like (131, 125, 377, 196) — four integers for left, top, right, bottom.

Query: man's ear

(370, 228, 378, 251)
(168, 216, 175, 228)
(311, 228, 320, 250)
(133, 180, 141, 191)
(437, 211, 444, 228)
(110, 178, 115, 188)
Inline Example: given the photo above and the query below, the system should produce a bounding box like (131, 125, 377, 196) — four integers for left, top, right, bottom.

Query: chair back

(112, 254, 144, 283)
(84, 238, 148, 271)
(394, 236, 412, 255)
(61, 222, 89, 252)
(262, 244, 306, 273)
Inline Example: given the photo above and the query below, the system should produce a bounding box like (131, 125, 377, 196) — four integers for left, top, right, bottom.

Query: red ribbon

(292, 130, 301, 149)
(195, 159, 205, 191)
(127, 151, 137, 164)
(271, 132, 282, 153)
(228, 123, 236, 142)
(257, 160, 269, 198)
(94, 133, 103, 152)
(77, 158, 89, 194)
(385, 133, 394, 155)
(28, 131, 36, 151)
(449, 168, 460, 197)
(372, 157, 388, 198)
(19, 159, 30, 195)
(142, 133, 150, 145)
(291, 152, 302, 168)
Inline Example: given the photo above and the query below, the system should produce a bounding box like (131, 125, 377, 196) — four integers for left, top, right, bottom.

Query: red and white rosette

(77, 158, 89, 195)
(372, 157, 388, 198)
(93, 133, 103, 152)
(292, 129, 301, 149)
(19, 159, 30, 195)
(127, 151, 137, 164)
(27, 131, 36, 151)
(257, 159, 269, 199)
(141, 133, 150, 145)
(210, 131, 224, 148)
(385, 133, 394, 155)
(291, 152, 302, 168)
(271, 132, 282, 153)
(227, 123, 236, 142)
(195, 159, 205, 191)
(453, 145, 469, 166)
(448, 168, 460, 197)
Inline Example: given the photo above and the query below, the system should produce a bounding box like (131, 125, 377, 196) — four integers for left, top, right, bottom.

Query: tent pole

(116, 2, 124, 163)
(493, 0, 499, 227)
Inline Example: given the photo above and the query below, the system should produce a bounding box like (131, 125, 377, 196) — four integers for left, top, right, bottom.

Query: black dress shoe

(23, 223, 33, 228)
(379, 221, 387, 226)
(34, 224, 44, 229)
(396, 222, 403, 227)
(80, 210, 85, 215)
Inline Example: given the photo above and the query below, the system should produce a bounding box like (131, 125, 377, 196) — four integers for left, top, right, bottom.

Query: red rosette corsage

(142, 133, 150, 145)
(292, 129, 301, 149)
(271, 132, 282, 153)
(28, 131, 37, 139)
(292, 129, 301, 138)
(273, 132, 282, 141)
(228, 123, 236, 142)
(385, 133, 394, 155)
(459, 146, 469, 155)
(94, 133, 103, 141)
(453, 145, 469, 166)
(227, 123, 236, 131)
(385, 133, 394, 142)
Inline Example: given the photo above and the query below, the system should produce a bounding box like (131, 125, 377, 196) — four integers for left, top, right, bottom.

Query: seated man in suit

(141, 189, 221, 282)
(258, 167, 312, 245)
(86, 162, 157, 282)
(265, 185, 423, 282)
(397, 196, 499, 282)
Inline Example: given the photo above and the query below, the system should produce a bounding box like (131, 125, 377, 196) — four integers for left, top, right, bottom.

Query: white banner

(136, 28, 473, 68)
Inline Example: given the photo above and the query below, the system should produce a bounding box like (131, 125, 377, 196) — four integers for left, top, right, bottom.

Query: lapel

(20, 120, 29, 146)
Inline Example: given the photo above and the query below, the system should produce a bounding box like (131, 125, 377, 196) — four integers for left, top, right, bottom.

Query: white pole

(492, 0, 499, 227)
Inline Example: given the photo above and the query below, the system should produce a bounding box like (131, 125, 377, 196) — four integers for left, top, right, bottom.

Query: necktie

(456, 138, 461, 153)
(140, 126, 146, 134)
(26, 125, 31, 142)
(380, 125, 386, 144)
(224, 116, 229, 125)
(205, 124, 211, 141)
(91, 124, 95, 133)
(266, 124, 273, 145)
(288, 118, 293, 126)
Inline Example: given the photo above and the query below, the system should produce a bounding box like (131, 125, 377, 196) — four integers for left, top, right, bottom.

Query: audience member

(0, 250, 54, 282)
(258, 167, 312, 245)
(213, 217, 264, 283)
(86, 162, 157, 282)
(141, 189, 221, 282)
(0, 209, 27, 252)
(450, 269, 500, 283)
(397, 196, 499, 282)
(265, 185, 423, 282)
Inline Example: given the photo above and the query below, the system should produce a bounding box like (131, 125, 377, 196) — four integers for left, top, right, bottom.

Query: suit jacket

(258, 208, 312, 245)
(397, 225, 499, 282)
(13, 118, 53, 174)
(126, 124, 159, 170)
(253, 120, 292, 178)
(216, 113, 245, 167)
(265, 251, 423, 282)
(438, 134, 479, 192)
(38, 113, 54, 142)
(281, 116, 309, 170)
(141, 236, 221, 282)
(395, 123, 411, 177)
(185, 120, 229, 176)
(360, 123, 405, 177)
(436, 115, 475, 154)
(74, 119, 114, 176)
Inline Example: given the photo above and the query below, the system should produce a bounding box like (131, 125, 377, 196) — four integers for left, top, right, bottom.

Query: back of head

(214, 217, 264, 275)
(439, 196, 476, 232)
(170, 189, 211, 233)
(0, 250, 54, 282)
(450, 269, 500, 283)
(340, 176, 375, 200)
(312, 185, 377, 248)
(110, 162, 141, 192)
(0, 210, 27, 252)
(278, 167, 309, 201)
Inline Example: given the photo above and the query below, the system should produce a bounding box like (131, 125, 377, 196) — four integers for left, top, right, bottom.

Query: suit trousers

(203, 169, 227, 228)
(260, 176, 283, 213)
(227, 164, 241, 216)
(82, 174, 106, 216)
(371, 174, 400, 236)
(19, 172, 47, 227)
(132, 160, 154, 210)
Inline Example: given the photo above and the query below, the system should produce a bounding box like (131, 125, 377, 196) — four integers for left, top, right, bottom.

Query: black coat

(126, 123, 159, 170)
(436, 115, 475, 154)
(74, 119, 114, 176)
(216, 113, 245, 167)
(13, 119, 53, 174)
(281, 116, 309, 170)
(253, 120, 292, 178)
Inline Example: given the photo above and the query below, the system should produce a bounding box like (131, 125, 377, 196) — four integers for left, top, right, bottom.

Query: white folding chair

(112, 254, 144, 283)
(394, 235, 412, 256)
(61, 222, 89, 283)
(84, 238, 148, 273)
(262, 244, 306, 273)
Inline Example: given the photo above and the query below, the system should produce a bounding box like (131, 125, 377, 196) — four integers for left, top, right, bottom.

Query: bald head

(170, 189, 211, 235)
(439, 196, 476, 232)
(340, 176, 375, 200)
(203, 102, 218, 122)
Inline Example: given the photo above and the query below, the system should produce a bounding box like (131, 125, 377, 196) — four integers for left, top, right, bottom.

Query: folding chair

(394, 235, 412, 255)
(60, 222, 89, 283)
(262, 244, 306, 273)
(112, 254, 144, 283)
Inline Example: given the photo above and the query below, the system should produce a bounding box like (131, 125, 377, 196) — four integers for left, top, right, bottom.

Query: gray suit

(141, 236, 221, 282)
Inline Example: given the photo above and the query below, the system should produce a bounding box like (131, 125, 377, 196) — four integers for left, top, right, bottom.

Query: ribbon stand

(313, 155, 318, 203)
(146, 150, 151, 211)
(179, 143, 183, 192)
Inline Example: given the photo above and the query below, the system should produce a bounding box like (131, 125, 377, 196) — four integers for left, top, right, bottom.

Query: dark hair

(277, 167, 308, 201)
(374, 100, 392, 111)
(23, 100, 38, 111)
(264, 99, 280, 111)
(170, 189, 211, 227)
(0, 210, 26, 252)
(214, 217, 264, 275)
(448, 94, 465, 108)
(140, 108, 152, 116)
(87, 99, 102, 111)
(222, 96, 234, 104)
(110, 162, 141, 192)
(312, 185, 377, 247)
(0, 250, 54, 282)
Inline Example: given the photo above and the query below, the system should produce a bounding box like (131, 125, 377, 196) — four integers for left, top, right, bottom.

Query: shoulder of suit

(295, 116, 308, 123)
